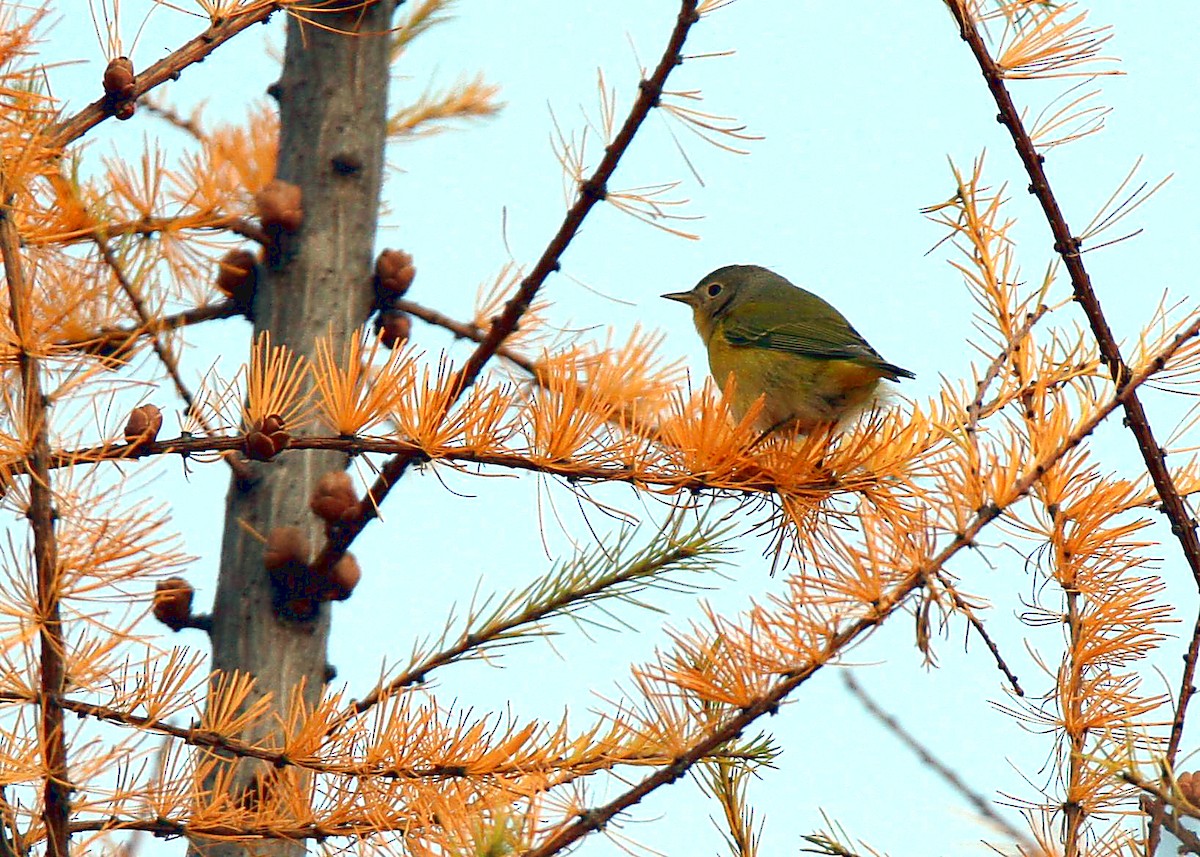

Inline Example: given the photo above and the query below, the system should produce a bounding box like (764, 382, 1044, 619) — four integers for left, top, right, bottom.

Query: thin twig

(0, 192, 69, 857)
(50, 5, 284, 149)
(843, 674, 1038, 850)
(1139, 795, 1200, 855)
(94, 235, 203, 422)
(0, 689, 670, 789)
(930, 571, 1024, 695)
(56, 299, 243, 356)
(1062, 515, 1086, 854)
(57, 298, 496, 366)
(966, 304, 1049, 432)
(138, 97, 205, 140)
(945, 7, 1200, 850)
(27, 215, 268, 248)
(93, 235, 254, 482)
(396, 297, 536, 373)
(305, 0, 704, 579)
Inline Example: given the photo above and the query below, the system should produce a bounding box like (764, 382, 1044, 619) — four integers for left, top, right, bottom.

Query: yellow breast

(705, 332, 887, 433)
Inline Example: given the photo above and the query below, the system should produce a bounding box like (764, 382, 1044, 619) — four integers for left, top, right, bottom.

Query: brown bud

(102, 57, 136, 101)
(244, 414, 290, 461)
(113, 100, 137, 121)
(1181, 771, 1200, 805)
(256, 179, 303, 232)
(374, 249, 415, 298)
(264, 526, 310, 572)
(244, 431, 274, 461)
(310, 471, 360, 524)
(325, 554, 361, 601)
(377, 310, 411, 350)
(124, 404, 163, 447)
(215, 249, 259, 303)
(153, 577, 194, 629)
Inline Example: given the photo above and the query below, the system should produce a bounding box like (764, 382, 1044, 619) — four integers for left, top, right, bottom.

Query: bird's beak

(660, 290, 695, 305)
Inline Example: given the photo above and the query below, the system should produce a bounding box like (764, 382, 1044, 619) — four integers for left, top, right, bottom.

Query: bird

(662, 264, 914, 435)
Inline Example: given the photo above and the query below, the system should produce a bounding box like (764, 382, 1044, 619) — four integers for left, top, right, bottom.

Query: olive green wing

(722, 303, 915, 380)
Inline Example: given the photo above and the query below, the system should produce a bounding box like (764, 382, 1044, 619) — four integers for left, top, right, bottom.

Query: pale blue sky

(39, 2, 1200, 855)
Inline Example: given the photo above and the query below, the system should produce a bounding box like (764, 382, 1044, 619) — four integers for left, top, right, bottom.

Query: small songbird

(662, 264, 914, 435)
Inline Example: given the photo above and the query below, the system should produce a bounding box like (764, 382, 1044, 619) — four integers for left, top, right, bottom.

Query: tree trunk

(197, 4, 395, 856)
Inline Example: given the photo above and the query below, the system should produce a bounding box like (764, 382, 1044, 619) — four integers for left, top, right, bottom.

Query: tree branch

(92, 235, 254, 482)
(29, 215, 268, 248)
(944, 8, 1200, 849)
(50, 5, 284, 149)
(0, 191, 69, 856)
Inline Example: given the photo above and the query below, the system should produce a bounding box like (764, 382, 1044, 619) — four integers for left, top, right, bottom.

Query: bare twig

(58, 297, 500, 366)
(929, 571, 1024, 695)
(1140, 795, 1200, 855)
(57, 299, 243, 356)
(138, 97, 206, 140)
(843, 674, 1038, 850)
(93, 236, 202, 423)
(396, 297, 537, 373)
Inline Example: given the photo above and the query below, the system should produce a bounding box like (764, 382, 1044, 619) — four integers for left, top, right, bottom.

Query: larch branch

(28, 432, 843, 495)
(944, 8, 1200, 847)
(0, 689, 673, 793)
(56, 299, 243, 356)
(29, 215, 268, 248)
(0, 192, 69, 857)
(50, 5, 283, 149)
(92, 235, 253, 482)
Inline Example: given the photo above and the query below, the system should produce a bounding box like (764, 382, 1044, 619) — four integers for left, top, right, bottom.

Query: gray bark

(196, 4, 396, 856)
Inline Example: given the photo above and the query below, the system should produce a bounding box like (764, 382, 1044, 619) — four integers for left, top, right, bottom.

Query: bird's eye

(706, 282, 724, 298)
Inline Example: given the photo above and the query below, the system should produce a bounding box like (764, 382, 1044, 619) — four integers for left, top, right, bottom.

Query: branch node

(638, 78, 662, 106)
(580, 178, 608, 202)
